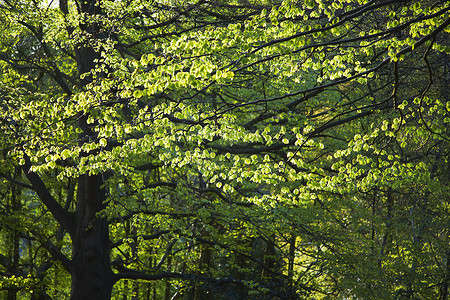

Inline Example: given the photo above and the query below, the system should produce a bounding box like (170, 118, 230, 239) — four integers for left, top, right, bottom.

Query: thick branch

(22, 154, 74, 235)
(41, 239, 72, 271)
(133, 162, 162, 171)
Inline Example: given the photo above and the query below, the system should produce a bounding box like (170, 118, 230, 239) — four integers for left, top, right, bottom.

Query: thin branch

(110, 230, 171, 249)
(114, 271, 296, 299)
(0, 172, 33, 189)
(251, 0, 401, 53)
(155, 238, 177, 269)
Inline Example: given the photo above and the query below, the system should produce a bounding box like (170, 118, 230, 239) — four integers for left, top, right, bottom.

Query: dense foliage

(0, 0, 449, 299)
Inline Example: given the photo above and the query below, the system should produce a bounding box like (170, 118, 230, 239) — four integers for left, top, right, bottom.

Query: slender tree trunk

(132, 282, 140, 300)
(164, 255, 172, 300)
(194, 229, 211, 300)
(441, 250, 450, 300)
(145, 283, 150, 300)
(123, 280, 129, 300)
(262, 237, 276, 279)
(7, 167, 21, 300)
(131, 223, 139, 300)
(379, 188, 393, 268)
(288, 235, 296, 281)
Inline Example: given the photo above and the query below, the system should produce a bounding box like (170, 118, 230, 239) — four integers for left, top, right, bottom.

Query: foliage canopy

(0, 0, 449, 299)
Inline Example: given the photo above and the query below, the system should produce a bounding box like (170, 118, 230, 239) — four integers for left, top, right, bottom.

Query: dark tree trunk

(7, 167, 21, 300)
(70, 174, 113, 300)
(68, 0, 114, 294)
(164, 255, 172, 300)
(441, 250, 450, 300)
(288, 235, 296, 281)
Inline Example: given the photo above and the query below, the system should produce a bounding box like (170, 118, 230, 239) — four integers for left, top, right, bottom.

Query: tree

(0, 0, 449, 299)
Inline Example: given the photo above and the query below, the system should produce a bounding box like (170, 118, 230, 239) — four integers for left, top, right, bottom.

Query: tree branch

(0, 171, 33, 189)
(114, 271, 296, 299)
(110, 230, 171, 249)
(21, 154, 75, 236)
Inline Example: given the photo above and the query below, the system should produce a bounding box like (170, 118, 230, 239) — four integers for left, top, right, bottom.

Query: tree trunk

(164, 255, 172, 300)
(7, 167, 21, 300)
(441, 250, 450, 300)
(67, 0, 115, 295)
(288, 235, 296, 281)
(70, 174, 113, 300)
(123, 280, 129, 300)
(262, 237, 276, 279)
